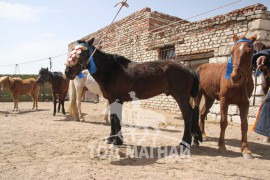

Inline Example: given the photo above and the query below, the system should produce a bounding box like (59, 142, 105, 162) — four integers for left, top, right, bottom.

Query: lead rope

(253, 64, 263, 106)
(88, 0, 129, 60)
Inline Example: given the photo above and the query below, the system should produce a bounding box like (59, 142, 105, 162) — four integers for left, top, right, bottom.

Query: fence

(0, 74, 53, 102)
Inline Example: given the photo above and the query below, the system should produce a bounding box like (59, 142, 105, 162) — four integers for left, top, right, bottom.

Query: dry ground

(0, 101, 269, 179)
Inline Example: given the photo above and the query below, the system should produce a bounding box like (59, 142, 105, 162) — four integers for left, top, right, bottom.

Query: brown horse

(194, 34, 257, 158)
(36, 68, 70, 116)
(0, 76, 40, 111)
(65, 38, 202, 147)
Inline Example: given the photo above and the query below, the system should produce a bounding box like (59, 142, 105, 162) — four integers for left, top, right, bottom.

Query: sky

(0, 0, 269, 74)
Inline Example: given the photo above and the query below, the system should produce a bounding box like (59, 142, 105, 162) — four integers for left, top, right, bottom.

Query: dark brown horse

(36, 68, 70, 116)
(194, 34, 257, 158)
(65, 38, 202, 147)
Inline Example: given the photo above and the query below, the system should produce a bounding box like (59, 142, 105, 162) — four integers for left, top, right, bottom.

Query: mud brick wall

(70, 3, 270, 122)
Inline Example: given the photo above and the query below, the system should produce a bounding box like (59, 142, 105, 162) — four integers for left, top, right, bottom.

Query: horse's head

(230, 34, 257, 85)
(0, 76, 13, 92)
(36, 67, 50, 85)
(65, 38, 95, 80)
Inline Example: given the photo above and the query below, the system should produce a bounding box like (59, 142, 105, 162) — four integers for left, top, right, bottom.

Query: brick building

(69, 3, 270, 122)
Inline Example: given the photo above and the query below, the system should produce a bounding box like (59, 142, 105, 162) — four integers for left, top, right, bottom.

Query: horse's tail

(69, 80, 78, 118)
(190, 69, 199, 98)
(190, 69, 203, 143)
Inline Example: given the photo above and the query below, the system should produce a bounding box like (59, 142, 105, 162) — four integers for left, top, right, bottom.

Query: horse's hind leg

(238, 102, 252, 158)
(200, 93, 215, 140)
(61, 98, 66, 116)
(31, 92, 38, 110)
(173, 94, 193, 147)
(58, 96, 61, 113)
(53, 93, 57, 116)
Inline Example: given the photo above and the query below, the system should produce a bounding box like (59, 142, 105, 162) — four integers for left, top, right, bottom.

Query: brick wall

(69, 3, 270, 122)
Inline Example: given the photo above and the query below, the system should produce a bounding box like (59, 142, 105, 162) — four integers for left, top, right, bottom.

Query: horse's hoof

(112, 139, 123, 146)
(218, 145, 227, 151)
(62, 114, 67, 117)
(180, 141, 191, 150)
(191, 142, 199, 147)
(243, 153, 253, 159)
(53, 113, 56, 116)
(192, 139, 199, 146)
(203, 135, 208, 141)
(107, 137, 114, 144)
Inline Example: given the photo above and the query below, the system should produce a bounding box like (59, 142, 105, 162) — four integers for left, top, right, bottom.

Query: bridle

(37, 71, 51, 84)
(67, 43, 97, 75)
(226, 38, 254, 100)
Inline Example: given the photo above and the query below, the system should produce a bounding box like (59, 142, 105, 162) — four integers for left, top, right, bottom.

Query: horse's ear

(8, 77, 15, 87)
(233, 34, 239, 43)
(87, 38, 95, 46)
(46, 67, 48, 71)
(250, 34, 257, 43)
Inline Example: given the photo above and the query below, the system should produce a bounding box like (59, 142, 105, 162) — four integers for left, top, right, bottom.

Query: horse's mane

(0, 76, 21, 82)
(105, 52, 132, 68)
(77, 40, 133, 68)
(12, 77, 22, 81)
(0, 76, 8, 82)
(39, 68, 63, 80)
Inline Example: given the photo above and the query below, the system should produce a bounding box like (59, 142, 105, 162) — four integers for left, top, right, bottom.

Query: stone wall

(69, 3, 270, 122)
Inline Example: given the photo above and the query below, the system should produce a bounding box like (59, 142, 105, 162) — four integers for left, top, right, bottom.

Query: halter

(225, 38, 254, 79)
(67, 43, 97, 76)
(225, 38, 254, 100)
(38, 71, 51, 84)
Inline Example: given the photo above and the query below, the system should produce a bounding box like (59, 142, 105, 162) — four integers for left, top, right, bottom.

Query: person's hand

(257, 56, 267, 66)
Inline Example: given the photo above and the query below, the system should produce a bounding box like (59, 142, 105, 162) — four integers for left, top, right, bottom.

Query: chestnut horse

(36, 68, 70, 116)
(0, 76, 40, 111)
(65, 38, 202, 147)
(194, 34, 257, 158)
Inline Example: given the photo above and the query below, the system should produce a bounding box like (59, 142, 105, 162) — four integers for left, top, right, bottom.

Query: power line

(148, 0, 243, 33)
(0, 53, 67, 68)
(0, 0, 243, 68)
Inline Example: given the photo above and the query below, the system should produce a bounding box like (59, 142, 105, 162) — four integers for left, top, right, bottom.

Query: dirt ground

(0, 101, 269, 179)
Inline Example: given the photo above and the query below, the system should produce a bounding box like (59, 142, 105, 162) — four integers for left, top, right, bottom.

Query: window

(159, 46, 175, 60)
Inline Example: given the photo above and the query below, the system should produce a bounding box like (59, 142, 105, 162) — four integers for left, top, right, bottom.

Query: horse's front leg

(238, 102, 252, 159)
(12, 96, 16, 111)
(53, 93, 57, 116)
(107, 100, 123, 146)
(103, 101, 110, 124)
(12, 95, 19, 111)
(60, 96, 66, 116)
(76, 90, 83, 121)
(218, 97, 228, 150)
